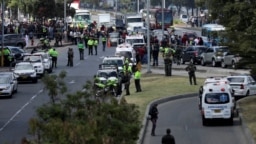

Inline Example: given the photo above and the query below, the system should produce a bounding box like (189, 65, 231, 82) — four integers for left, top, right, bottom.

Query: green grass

(125, 73, 204, 119)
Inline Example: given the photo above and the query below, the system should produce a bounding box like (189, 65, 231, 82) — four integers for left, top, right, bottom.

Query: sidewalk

(25, 38, 72, 49)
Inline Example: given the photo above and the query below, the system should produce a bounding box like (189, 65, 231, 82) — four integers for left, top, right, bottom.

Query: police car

(102, 56, 125, 71)
(23, 54, 45, 77)
(200, 82, 236, 126)
(115, 43, 136, 65)
(96, 64, 122, 96)
(33, 51, 53, 73)
(13, 62, 38, 83)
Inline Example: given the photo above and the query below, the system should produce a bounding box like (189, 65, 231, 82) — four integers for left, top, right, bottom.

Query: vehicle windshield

(74, 14, 90, 23)
(227, 77, 245, 83)
(0, 76, 9, 84)
(126, 39, 144, 44)
(205, 93, 230, 104)
(15, 64, 33, 70)
(126, 18, 142, 23)
(109, 33, 119, 38)
(155, 12, 172, 23)
(24, 56, 41, 63)
(104, 60, 123, 66)
(98, 71, 117, 78)
(216, 47, 229, 53)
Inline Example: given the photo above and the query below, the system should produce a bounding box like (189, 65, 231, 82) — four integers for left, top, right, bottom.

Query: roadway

(143, 97, 248, 144)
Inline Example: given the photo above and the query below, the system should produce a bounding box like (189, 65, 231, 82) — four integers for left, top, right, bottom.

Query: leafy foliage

(28, 70, 141, 144)
(208, 0, 256, 75)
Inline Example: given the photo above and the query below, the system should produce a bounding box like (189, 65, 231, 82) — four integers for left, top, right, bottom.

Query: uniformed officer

(83, 31, 89, 49)
(102, 33, 107, 51)
(51, 48, 58, 68)
(93, 37, 98, 55)
(67, 48, 74, 67)
(162, 46, 173, 76)
(77, 40, 84, 60)
(123, 62, 132, 95)
(87, 37, 94, 55)
(3, 48, 11, 67)
(185, 61, 197, 85)
(134, 66, 142, 92)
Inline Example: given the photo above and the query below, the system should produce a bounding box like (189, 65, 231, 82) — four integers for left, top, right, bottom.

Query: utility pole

(161, 0, 164, 36)
(146, 0, 151, 73)
(137, 0, 139, 14)
(1, 0, 4, 67)
(64, 0, 68, 43)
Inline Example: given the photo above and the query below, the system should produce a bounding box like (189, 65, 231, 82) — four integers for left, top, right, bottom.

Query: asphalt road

(0, 44, 116, 143)
(143, 97, 248, 144)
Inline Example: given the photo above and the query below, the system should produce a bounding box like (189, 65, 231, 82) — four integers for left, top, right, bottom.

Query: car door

(204, 48, 214, 63)
(11, 73, 18, 91)
(223, 52, 233, 65)
(248, 76, 256, 94)
(4, 35, 12, 46)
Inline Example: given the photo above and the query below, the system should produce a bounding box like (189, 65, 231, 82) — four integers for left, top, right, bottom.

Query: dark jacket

(185, 63, 196, 74)
(162, 134, 175, 144)
(149, 105, 158, 119)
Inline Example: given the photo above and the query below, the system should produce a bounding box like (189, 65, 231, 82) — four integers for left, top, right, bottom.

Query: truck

(125, 14, 144, 32)
(72, 9, 91, 27)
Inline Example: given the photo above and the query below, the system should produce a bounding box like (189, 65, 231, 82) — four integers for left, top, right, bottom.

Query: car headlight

(4, 86, 11, 90)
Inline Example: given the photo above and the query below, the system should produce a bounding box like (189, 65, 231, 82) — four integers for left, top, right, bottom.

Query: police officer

(123, 62, 132, 95)
(3, 48, 11, 67)
(102, 33, 107, 51)
(134, 66, 142, 92)
(152, 39, 159, 66)
(93, 37, 98, 55)
(67, 48, 74, 67)
(185, 61, 197, 85)
(77, 40, 84, 60)
(161, 46, 173, 76)
(83, 31, 89, 49)
(51, 48, 58, 68)
(87, 37, 94, 55)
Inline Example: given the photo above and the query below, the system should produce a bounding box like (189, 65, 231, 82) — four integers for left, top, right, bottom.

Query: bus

(141, 8, 173, 30)
(201, 24, 226, 47)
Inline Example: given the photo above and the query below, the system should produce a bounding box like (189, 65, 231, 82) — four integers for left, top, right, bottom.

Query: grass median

(125, 73, 204, 119)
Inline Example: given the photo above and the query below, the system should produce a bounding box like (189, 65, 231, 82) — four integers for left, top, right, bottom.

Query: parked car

(0, 34, 26, 49)
(23, 54, 45, 77)
(200, 46, 229, 67)
(108, 32, 121, 46)
(0, 72, 18, 98)
(180, 45, 207, 64)
(6, 46, 29, 60)
(13, 62, 38, 83)
(33, 51, 53, 73)
(221, 52, 242, 69)
(227, 75, 256, 97)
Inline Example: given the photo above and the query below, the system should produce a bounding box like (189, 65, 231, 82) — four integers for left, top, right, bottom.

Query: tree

(208, 0, 256, 75)
(28, 70, 141, 144)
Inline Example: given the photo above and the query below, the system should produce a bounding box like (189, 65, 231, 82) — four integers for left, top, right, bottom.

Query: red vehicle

(147, 8, 173, 30)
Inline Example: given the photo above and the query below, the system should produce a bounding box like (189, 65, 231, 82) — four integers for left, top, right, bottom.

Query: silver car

(0, 72, 18, 98)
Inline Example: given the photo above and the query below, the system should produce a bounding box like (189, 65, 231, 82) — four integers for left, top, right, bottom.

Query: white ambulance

(200, 82, 236, 126)
(115, 43, 136, 65)
(125, 34, 145, 46)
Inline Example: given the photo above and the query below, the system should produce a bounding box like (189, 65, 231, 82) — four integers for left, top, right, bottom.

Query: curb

(136, 93, 197, 144)
(25, 43, 73, 50)
(237, 101, 256, 144)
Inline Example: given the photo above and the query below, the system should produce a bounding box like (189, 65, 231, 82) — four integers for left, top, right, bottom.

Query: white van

(180, 14, 188, 23)
(115, 43, 136, 65)
(200, 82, 236, 126)
(125, 34, 145, 46)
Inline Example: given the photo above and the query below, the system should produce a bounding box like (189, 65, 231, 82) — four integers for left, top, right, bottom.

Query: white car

(23, 54, 45, 77)
(13, 62, 38, 83)
(102, 56, 125, 71)
(227, 75, 256, 97)
(0, 72, 18, 98)
(33, 52, 53, 73)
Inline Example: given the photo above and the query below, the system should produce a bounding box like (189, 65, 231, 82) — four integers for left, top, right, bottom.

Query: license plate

(214, 109, 221, 113)
(21, 75, 28, 79)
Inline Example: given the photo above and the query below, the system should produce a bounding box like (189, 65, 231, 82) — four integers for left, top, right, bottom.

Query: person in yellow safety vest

(87, 37, 94, 55)
(77, 40, 84, 60)
(48, 47, 54, 57)
(102, 33, 107, 51)
(93, 37, 98, 55)
(134, 67, 142, 92)
(163, 46, 174, 76)
(123, 62, 132, 95)
(3, 48, 11, 67)
(51, 48, 58, 68)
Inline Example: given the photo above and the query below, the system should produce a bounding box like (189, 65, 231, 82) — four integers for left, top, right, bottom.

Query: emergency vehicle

(125, 34, 145, 46)
(115, 43, 136, 65)
(200, 82, 236, 126)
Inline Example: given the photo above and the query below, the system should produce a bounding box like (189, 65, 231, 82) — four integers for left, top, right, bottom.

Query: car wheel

(246, 90, 250, 96)
(221, 60, 226, 68)
(14, 86, 18, 93)
(9, 92, 13, 98)
(48, 68, 53, 73)
(33, 78, 38, 83)
(212, 59, 216, 67)
(231, 61, 236, 69)
(227, 117, 234, 126)
(181, 58, 185, 64)
(201, 58, 205, 66)
(202, 116, 208, 126)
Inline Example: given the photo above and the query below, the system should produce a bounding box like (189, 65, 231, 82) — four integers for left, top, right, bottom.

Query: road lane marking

(0, 89, 44, 132)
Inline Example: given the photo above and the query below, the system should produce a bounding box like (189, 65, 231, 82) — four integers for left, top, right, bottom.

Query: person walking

(67, 48, 74, 67)
(149, 104, 158, 136)
(161, 128, 175, 144)
(77, 40, 85, 60)
(185, 61, 197, 85)
(93, 37, 98, 55)
(134, 67, 142, 92)
(87, 37, 94, 55)
(51, 48, 58, 68)
(152, 39, 159, 66)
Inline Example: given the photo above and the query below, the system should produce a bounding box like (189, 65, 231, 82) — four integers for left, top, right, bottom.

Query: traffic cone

(107, 39, 111, 48)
